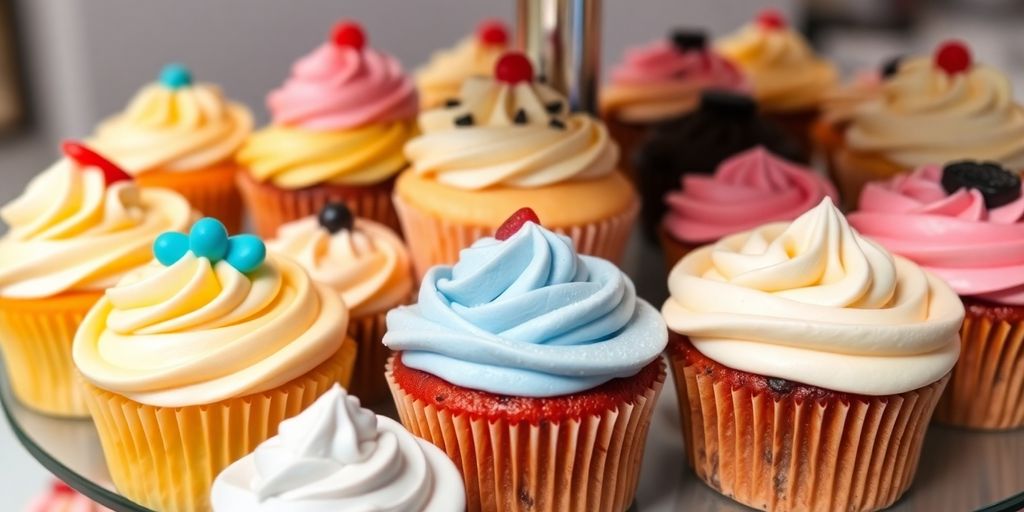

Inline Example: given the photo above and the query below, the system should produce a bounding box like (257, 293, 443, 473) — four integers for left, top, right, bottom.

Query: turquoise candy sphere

(225, 234, 266, 274)
(189, 218, 229, 261)
(153, 232, 189, 266)
(154, 217, 266, 273)
(159, 63, 193, 89)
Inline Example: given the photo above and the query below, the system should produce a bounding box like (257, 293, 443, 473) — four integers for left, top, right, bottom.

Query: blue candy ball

(225, 234, 266, 273)
(159, 63, 192, 89)
(189, 218, 229, 262)
(153, 232, 189, 266)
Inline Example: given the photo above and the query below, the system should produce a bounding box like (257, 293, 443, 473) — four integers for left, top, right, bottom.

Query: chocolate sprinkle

(768, 378, 793, 394)
(881, 55, 903, 79)
(444, 98, 461, 108)
(670, 29, 707, 51)
(513, 108, 528, 125)
(454, 113, 475, 127)
(545, 101, 563, 114)
(548, 118, 566, 130)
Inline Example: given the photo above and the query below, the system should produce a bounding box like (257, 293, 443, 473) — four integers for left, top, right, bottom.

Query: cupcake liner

(669, 338, 948, 512)
(394, 193, 639, 280)
(831, 147, 911, 210)
(0, 292, 101, 417)
(135, 164, 243, 233)
(811, 118, 846, 187)
(934, 299, 1024, 430)
(345, 310, 394, 406)
(763, 109, 817, 163)
(604, 116, 653, 184)
(82, 340, 357, 512)
(657, 226, 698, 272)
(386, 356, 665, 512)
(236, 170, 401, 239)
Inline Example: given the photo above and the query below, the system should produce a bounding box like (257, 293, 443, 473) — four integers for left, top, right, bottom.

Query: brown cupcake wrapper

(346, 310, 394, 406)
(657, 225, 699, 272)
(136, 165, 243, 233)
(934, 303, 1024, 430)
(386, 356, 666, 512)
(669, 353, 949, 512)
(394, 193, 639, 280)
(236, 171, 401, 239)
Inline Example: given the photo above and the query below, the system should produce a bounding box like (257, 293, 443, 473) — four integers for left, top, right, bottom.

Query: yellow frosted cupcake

(416, 19, 509, 109)
(90, 64, 253, 232)
(396, 52, 637, 278)
(268, 202, 412, 404)
(0, 142, 192, 417)
(73, 218, 356, 512)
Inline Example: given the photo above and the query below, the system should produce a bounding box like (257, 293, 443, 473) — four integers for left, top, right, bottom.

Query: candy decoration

(935, 40, 972, 75)
(880, 55, 903, 79)
(495, 207, 541, 240)
(700, 90, 756, 118)
(756, 9, 786, 30)
(153, 232, 190, 266)
(159, 63, 193, 89)
(318, 202, 355, 234)
(941, 161, 1021, 208)
(670, 29, 707, 51)
(153, 217, 267, 273)
(52, 480, 75, 495)
(62, 141, 133, 186)
(189, 218, 230, 261)
(477, 19, 508, 46)
(332, 21, 366, 50)
(225, 234, 266, 274)
(495, 52, 534, 84)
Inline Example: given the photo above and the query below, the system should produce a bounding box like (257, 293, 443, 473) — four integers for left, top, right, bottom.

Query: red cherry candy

(935, 40, 972, 75)
(494, 52, 534, 84)
(331, 21, 366, 50)
(52, 480, 75, 495)
(495, 207, 541, 240)
(756, 9, 786, 30)
(61, 141, 132, 186)
(477, 19, 508, 46)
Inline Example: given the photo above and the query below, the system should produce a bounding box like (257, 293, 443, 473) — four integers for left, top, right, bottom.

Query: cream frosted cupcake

(211, 384, 465, 511)
(416, 19, 510, 109)
(268, 202, 412, 404)
(0, 142, 192, 417)
(73, 218, 356, 512)
(663, 199, 962, 512)
(90, 64, 253, 232)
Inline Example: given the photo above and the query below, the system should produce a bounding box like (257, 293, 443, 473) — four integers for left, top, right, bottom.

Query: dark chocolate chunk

(670, 29, 707, 51)
(941, 161, 1022, 208)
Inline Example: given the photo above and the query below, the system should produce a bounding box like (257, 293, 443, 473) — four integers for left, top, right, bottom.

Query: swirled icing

(416, 35, 507, 109)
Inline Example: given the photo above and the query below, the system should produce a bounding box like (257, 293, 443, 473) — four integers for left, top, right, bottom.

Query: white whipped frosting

(211, 384, 465, 512)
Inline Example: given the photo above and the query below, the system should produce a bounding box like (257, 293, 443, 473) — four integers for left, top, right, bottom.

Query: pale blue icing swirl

(384, 222, 666, 397)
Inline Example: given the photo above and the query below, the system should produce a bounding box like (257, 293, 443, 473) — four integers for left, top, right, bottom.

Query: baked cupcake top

(211, 384, 464, 512)
(602, 29, 748, 124)
(73, 218, 348, 407)
(238, 21, 418, 189)
(716, 10, 837, 113)
(385, 208, 667, 397)
(416, 19, 509, 109)
(844, 41, 1024, 169)
(0, 143, 193, 299)
(662, 198, 963, 395)
(91, 64, 253, 174)
(267, 203, 412, 317)
(26, 481, 112, 512)
(405, 52, 618, 190)
(663, 146, 836, 244)
(849, 162, 1024, 305)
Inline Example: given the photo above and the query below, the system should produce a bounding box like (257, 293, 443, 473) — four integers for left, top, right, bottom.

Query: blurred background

(2, 0, 1024, 507)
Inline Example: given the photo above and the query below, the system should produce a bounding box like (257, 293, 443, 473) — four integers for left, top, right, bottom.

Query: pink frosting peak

(610, 40, 746, 89)
(268, 42, 418, 130)
(849, 165, 1024, 305)
(663, 146, 837, 244)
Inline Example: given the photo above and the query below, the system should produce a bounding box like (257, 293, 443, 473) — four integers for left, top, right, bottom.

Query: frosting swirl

(385, 222, 666, 397)
(73, 252, 348, 407)
(405, 77, 618, 190)
(662, 199, 963, 396)
(849, 164, 1024, 305)
(211, 384, 464, 512)
(268, 217, 412, 316)
(844, 57, 1024, 168)
(91, 81, 253, 173)
(663, 146, 836, 244)
(416, 35, 507, 110)
(0, 159, 193, 299)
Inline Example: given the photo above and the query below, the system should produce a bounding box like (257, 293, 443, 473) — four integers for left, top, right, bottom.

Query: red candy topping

(477, 19, 509, 46)
(495, 207, 540, 240)
(331, 21, 366, 50)
(494, 52, 534, 84)
(756, 9, 786, 30)
(51, 480, 75, 495)
(61, 141, 132, 186)
(934, 40, 972, 75)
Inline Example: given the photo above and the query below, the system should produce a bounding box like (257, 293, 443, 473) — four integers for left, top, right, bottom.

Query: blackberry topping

(454, 113, 475, 127)
(700, 90, 757, 118)
(317, 202, 355, 234)
(444, 98, 461, 108)
(549, 118, 566, 130)
(545, 101, 563, 114)
(880, 55, 903, 79)
(513, 108, 528, 125)
(670, 29, 707, 52)
(941, 161, 1021, 208)
(767, 378, 793, 394)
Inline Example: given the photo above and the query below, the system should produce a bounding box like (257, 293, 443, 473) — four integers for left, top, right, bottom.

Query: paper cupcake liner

(831, 147, 912, 210)
(669, 342, 948, 512)
(82, 340, 357, 512)
(394, 193, 639, 280)
(136, 165, 243, 233)
(346, 310, 394, 406)
(934, 300, 1024, 430)
(0, 292, 101, 417)
(763, 109, 817, 164)
(657, 226, 699, 272)
(811, 118, 846, 187)
(604, 116, 653, 184)
(386, 356, 665, 512)
(236, 170, 401, 239)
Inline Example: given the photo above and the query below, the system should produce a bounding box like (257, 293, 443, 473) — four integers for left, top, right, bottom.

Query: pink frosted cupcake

(659, 146, 836, 267)
(849, 162, 1024, 430)
(237, 21, 418, 237)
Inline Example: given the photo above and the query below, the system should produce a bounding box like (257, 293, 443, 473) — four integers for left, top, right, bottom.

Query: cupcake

(396, 52, 636, 278)
(663, 199, 962, 512)
(72, 218, 357, 512)
(90, 64, 253, 233)
(601, 28, 748, 180)
(25, 481, 112, 512)
(717, 10, 838, 157)
(268, 202, 413, 404)
(0, 142, 192, 417)
(835, 40, 1024, 207)
(211, 384, 465, 511)
(416, 19, 509, 109)
(635, 90, 804, 237)
(659, 146, 836, 268)
(237, 21, 418, 238)
(384, 209, 668, 512)
(849, 162, 1024, 430)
